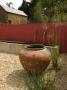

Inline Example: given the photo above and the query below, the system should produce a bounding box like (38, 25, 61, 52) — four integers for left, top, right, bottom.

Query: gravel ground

(54, 54, 67, 90)
(0, 53, 25, 90)
(0, 53, 67, 90)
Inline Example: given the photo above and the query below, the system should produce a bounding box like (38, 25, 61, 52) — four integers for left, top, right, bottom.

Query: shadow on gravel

(6, 70, 28, 88)
(6, 69, 55, 90)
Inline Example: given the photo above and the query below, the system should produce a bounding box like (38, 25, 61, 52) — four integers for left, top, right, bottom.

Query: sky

(0, 0, 31, 9)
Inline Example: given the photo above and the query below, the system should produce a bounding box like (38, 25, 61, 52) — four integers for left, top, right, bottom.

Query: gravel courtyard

(0, 53, 25, 90)
(0, 52, 67, 90)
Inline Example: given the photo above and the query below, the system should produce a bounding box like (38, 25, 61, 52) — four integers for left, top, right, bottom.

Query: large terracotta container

(19, 44, 52, 74)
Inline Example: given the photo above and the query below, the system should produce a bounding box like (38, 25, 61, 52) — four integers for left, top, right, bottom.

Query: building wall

(0, 6, 8, 23)
(7, 13, 27, 24)
(0, 6, 27, 24)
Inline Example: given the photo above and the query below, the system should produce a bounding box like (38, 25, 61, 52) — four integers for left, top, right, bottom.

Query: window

(8, 20, 12, 24)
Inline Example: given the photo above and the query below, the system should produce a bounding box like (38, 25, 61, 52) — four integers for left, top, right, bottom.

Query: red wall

(0, 24, 45, 43)
(0, 23, 67, 53)
(58, 23, 67, 53)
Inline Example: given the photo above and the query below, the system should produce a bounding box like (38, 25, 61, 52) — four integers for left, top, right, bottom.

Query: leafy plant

(23, 72, 55, 90)
(51, 46, 60, 71)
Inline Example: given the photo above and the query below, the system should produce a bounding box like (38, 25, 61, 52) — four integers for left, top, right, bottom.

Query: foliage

(51, 46, 60, 71)
(19, 0, 44, 22)
(41, 0, 66, 22)
(33, 1, 44, 23)
(18, 0, 31, 20)
(18, 0, 67, 23)
(23, 72, 55, 90)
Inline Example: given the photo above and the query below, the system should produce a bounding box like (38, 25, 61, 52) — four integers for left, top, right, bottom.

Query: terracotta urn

(19, 44, 52, 74)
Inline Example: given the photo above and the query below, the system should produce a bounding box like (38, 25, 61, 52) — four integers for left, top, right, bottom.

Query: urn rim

(25, 44, 45, 50)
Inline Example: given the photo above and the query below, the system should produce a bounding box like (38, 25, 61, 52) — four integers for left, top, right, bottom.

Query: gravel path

(0, 53, 25, 90)
(0, 53, 55, 90)
(0, 53, 67, 90)
(54, 54, 67, 90)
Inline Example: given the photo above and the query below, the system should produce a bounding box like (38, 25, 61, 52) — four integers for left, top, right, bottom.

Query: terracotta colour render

(0, 23, 67, 53)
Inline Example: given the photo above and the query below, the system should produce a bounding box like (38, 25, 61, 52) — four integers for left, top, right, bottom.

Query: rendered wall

(0, 23, 67, 53)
